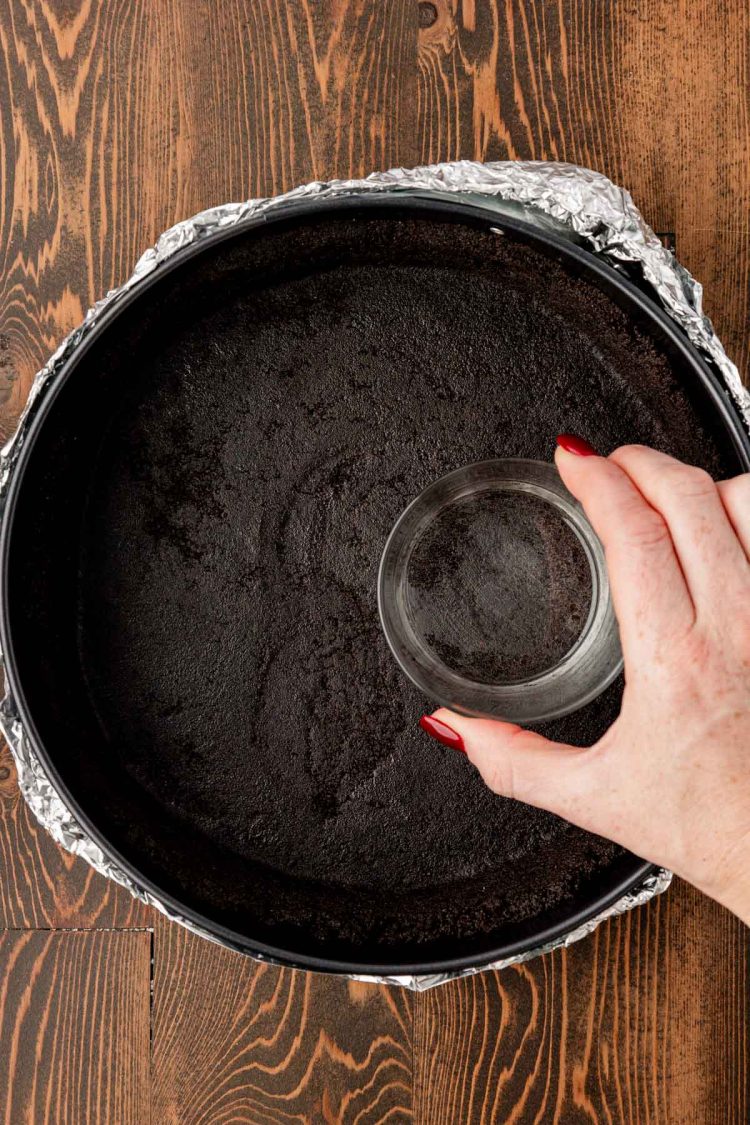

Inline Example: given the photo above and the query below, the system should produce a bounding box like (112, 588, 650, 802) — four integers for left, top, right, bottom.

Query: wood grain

(0, 740, 153, 928)
(0, 929, 151, 1124)
(416, 0, 750, 381)
(151, 917, 413, 1125)
(0, 1, 749, 1122)
(415, 880, 748, 1124)
(0, 0, 420, 445)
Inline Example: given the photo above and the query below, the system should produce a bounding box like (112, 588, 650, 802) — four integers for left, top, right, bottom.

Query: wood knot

(417, 0, 453, 48)
(0, 743, 17, 797)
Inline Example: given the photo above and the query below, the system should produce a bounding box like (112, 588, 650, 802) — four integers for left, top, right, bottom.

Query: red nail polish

(556, 433, 598, 457)
(419, 714, 466, 754)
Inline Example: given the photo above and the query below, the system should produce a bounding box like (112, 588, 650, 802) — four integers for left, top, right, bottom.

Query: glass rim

(377, 458, 623, 724)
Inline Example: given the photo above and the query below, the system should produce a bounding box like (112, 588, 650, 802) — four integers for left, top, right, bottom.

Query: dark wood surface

(0, 929, 151, 1124)
(0, 1, 748, 1120)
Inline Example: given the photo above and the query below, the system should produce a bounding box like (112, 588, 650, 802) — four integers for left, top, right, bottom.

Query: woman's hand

(419, 440, 750, 923)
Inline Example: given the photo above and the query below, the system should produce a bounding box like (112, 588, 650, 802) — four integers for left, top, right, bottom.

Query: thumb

(422, 708, 603, 830)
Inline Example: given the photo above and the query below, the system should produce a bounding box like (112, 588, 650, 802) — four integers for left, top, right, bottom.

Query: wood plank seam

(0, 927, 155, 933)
(149, 929, 155, 1061)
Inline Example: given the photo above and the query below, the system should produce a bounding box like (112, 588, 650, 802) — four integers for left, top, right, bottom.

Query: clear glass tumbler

(378, 459, 622, 724)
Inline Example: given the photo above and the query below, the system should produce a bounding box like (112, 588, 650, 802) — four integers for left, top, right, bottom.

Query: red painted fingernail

(419, 714, 466, 754)
(556, 433, 598, 457)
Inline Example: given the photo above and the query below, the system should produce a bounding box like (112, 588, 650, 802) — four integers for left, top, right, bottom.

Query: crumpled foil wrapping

(2, 160, 747, 990)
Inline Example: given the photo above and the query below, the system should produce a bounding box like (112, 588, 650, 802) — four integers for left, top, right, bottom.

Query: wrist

(685, 834, 750, 926)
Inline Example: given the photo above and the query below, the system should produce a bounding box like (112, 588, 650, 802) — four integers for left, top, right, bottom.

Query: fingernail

(419, 714, 466, 754)
(556, 433, 598, 457)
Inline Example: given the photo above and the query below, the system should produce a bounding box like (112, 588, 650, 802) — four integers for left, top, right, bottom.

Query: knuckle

(486, 757, 515, 800)
(728, 606, 750, 656)
(623, 508, 671, 552)
(719, 473, 750, 503)
(611, 443, 650, 462)
(680, 629, 712, 671)
(669, 618, 750, 690)
(672, 464, 715, 500)
(609, 444, 650, 474)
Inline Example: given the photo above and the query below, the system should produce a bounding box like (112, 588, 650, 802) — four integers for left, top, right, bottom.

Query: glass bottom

(378, 459, 622, 724)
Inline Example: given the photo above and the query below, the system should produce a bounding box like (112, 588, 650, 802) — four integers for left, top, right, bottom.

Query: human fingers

(609, 445, 748, 612)
(555, 440, 695, 655)
(717, 473, 750, 559)
(420, 709, 607, 833)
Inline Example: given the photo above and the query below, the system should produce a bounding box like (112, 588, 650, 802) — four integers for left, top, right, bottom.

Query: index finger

(555, 445, 694, 656)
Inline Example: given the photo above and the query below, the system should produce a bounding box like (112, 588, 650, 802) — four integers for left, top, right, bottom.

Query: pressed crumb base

(30, 212, 732, 949)
(405, 490, 593, 685)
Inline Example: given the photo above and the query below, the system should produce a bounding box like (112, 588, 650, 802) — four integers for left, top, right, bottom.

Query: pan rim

(2, 190, 745, 975)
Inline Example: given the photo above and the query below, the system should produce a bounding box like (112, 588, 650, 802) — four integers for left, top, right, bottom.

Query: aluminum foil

(2, 160, 748, 990)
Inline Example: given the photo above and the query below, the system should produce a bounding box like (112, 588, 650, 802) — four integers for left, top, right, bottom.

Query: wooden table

(0, 3, 747, 1121)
